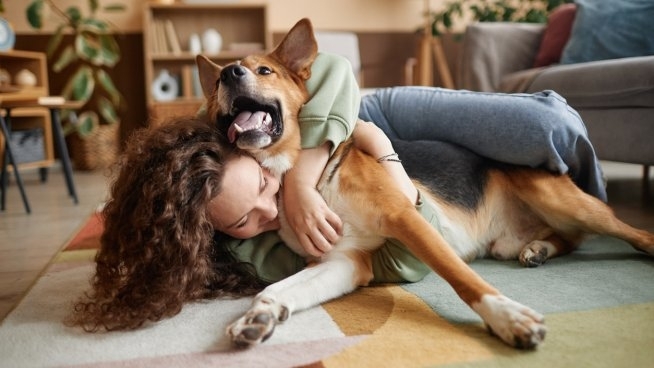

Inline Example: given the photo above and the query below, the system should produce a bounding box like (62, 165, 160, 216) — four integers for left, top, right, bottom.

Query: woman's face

(208, 154, 281, 239)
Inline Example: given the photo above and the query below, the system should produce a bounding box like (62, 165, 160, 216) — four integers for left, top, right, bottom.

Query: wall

(4, 0, 435, 34)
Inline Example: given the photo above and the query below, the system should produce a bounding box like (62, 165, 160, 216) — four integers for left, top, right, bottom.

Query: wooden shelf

(0, 50, 54, 171)
(143, 2, 270, 125)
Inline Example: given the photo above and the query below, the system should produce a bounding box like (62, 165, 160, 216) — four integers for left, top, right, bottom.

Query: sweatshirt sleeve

(298, 52, 361, 155)
(225, 232, 307, 284)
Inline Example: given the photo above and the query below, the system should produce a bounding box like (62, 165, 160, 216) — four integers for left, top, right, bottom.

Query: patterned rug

(1, 212, 653, 368)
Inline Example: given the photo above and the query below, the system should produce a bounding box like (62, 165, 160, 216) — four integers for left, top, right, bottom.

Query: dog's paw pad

(227, 310, 278, 348)
(519, 242, 549, 268)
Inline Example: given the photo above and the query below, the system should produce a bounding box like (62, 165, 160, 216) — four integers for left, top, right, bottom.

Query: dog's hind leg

(226, 252, 371, 348)
(508, 169, 654, 256)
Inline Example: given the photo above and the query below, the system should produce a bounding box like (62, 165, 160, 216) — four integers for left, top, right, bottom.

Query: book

(164, 20, 182, 54)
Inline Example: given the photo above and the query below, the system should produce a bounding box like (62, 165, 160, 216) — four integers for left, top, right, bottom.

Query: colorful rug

(1, 212, 653, 367)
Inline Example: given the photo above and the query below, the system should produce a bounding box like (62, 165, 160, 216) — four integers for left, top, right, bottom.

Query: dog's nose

(221, 65, 247, 85)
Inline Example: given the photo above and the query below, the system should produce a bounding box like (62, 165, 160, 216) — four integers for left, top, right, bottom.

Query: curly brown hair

(68, 117, 267, 332)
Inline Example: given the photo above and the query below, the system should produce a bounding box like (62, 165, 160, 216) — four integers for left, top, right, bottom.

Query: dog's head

(196, 18, 318, 175)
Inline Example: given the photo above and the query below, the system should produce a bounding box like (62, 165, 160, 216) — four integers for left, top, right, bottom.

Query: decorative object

(10, 128, 45, 164)
(532, 3, 576, 67)
(201, 28, 223, 54)
(14, 68, 37, 87)
(67, 118, 119, 170)
(0, 67, 10, 86)
(151, 69, 179, 101)
(0, 16, 15, 51)
(189, 33, 202, 54)
(560, 0, 654, 64)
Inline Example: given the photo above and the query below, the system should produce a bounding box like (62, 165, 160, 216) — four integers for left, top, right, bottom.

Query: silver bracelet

(376, 152, 401, 163)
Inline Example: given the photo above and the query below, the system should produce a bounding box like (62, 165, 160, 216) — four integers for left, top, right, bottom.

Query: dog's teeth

(234, 124, 244, 133)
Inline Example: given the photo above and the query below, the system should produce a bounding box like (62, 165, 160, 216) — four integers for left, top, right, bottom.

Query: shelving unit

(143, 3, 270, 125)
(0, 50, 54, 172)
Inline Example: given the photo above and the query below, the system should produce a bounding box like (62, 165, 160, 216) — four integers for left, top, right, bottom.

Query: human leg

(359, 87, 606, 201)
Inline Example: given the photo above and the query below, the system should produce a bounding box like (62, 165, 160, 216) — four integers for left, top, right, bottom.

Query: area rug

(1, 212, 653, 368)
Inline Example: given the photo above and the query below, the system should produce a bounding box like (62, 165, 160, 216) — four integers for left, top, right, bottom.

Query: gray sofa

(458, 22, 654, 182)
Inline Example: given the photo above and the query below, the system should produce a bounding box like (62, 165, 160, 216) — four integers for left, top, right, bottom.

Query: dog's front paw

(226, 296, 289, 348)
(474, 294, 546, 349)
(227, 309, 277, 348)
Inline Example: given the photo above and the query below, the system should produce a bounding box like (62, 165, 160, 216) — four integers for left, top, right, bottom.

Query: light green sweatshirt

(224, 52, 433, 284)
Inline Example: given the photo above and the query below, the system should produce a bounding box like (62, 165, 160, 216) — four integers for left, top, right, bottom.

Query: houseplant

(25, 0, 125, 170)
(429, 0, 573, 35)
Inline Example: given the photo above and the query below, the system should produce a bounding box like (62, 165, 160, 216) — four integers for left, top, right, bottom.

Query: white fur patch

(472, 294, 546, 349)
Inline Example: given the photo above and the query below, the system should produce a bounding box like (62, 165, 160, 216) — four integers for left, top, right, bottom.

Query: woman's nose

(259, 195, 278, 221)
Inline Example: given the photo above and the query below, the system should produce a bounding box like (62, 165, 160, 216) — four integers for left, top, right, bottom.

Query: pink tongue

(227, 111, 268, 143)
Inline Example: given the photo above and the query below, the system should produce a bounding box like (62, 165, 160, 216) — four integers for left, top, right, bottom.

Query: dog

(196, 18, 654, 349)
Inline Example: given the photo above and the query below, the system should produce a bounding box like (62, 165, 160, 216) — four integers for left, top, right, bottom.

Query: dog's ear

(196, 54, 222, 98)
(271, 18, 318, 81)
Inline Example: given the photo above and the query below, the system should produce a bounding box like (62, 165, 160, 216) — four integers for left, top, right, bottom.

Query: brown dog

(196, 18, 654, 349)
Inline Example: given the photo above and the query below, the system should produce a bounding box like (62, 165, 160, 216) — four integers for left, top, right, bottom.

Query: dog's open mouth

(223, 96, 282, 148)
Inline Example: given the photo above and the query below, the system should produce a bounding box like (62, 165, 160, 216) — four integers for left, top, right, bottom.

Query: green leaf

(104, 4, 126, 12)
(26, 0, 45, 29)
(62, 65, 95, 103)
(96, 69, 121, 106)
(89, 0, 99, 14)
(75, 111, 100, 137)
(52, 45, 77, 72)
(75, 31, 101, 65)
(46, 24, 67, 58)
(81, 18, 109, 32)
(98, 34, 120, 67)
(97, 96, 119, 125)
(65, 6, 82, 27)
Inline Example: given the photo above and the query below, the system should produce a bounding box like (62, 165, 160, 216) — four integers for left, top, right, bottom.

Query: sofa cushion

(524, 55, 654, 109)
(533, 3, 576, 67)
(560, 0, 654, 64)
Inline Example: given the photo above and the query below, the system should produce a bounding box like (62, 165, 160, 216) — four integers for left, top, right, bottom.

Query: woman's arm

(282, 53, 361, 257)
(352, 120, 418, 204)
(282, 143, 343, 257)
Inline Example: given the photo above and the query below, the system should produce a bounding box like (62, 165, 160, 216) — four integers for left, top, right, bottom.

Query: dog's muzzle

(216, 66, 283, 150)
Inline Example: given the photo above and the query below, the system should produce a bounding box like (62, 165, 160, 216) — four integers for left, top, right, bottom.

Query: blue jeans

(359, 87, 607, 202)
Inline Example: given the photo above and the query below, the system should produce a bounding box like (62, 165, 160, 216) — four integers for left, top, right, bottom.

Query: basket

(67, 123, 119, 171)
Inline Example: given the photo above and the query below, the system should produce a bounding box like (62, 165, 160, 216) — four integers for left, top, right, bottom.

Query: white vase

(151, 69, 179, 101)
(202, 28, 223, 54)
(189, 33, 202, 55)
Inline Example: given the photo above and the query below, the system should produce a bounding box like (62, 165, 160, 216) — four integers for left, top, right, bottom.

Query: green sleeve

(226, 232, 306, 284)
(298, 52, 361, 155)
(371, 191, 436, 283)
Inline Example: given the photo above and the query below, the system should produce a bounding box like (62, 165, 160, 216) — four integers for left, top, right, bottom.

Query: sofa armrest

(458, 22, 545, 91)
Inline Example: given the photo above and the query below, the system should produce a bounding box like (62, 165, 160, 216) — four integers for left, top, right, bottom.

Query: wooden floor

(0, 162, 652, 322)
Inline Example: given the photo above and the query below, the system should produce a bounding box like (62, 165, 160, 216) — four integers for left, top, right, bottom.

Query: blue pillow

(560, 0, 654, 64)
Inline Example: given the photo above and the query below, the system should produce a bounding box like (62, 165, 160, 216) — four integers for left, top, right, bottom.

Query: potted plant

(429, 0, 573, 35)
(25, 0, 125, 170)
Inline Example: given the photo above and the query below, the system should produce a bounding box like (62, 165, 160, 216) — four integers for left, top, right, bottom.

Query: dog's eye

(257, 66, 272, 75)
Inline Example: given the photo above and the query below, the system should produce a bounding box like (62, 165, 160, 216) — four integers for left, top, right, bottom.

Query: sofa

(456, 2, 654, 185)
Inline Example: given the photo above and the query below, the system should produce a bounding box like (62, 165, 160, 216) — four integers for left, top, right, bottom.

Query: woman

(69, 116, 430, 332)
(70, 54, 606, 332)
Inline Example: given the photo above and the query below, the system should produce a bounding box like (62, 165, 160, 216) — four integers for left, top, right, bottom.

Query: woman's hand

(282, 143, 343, 257)
(353, 120, 418, 204)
